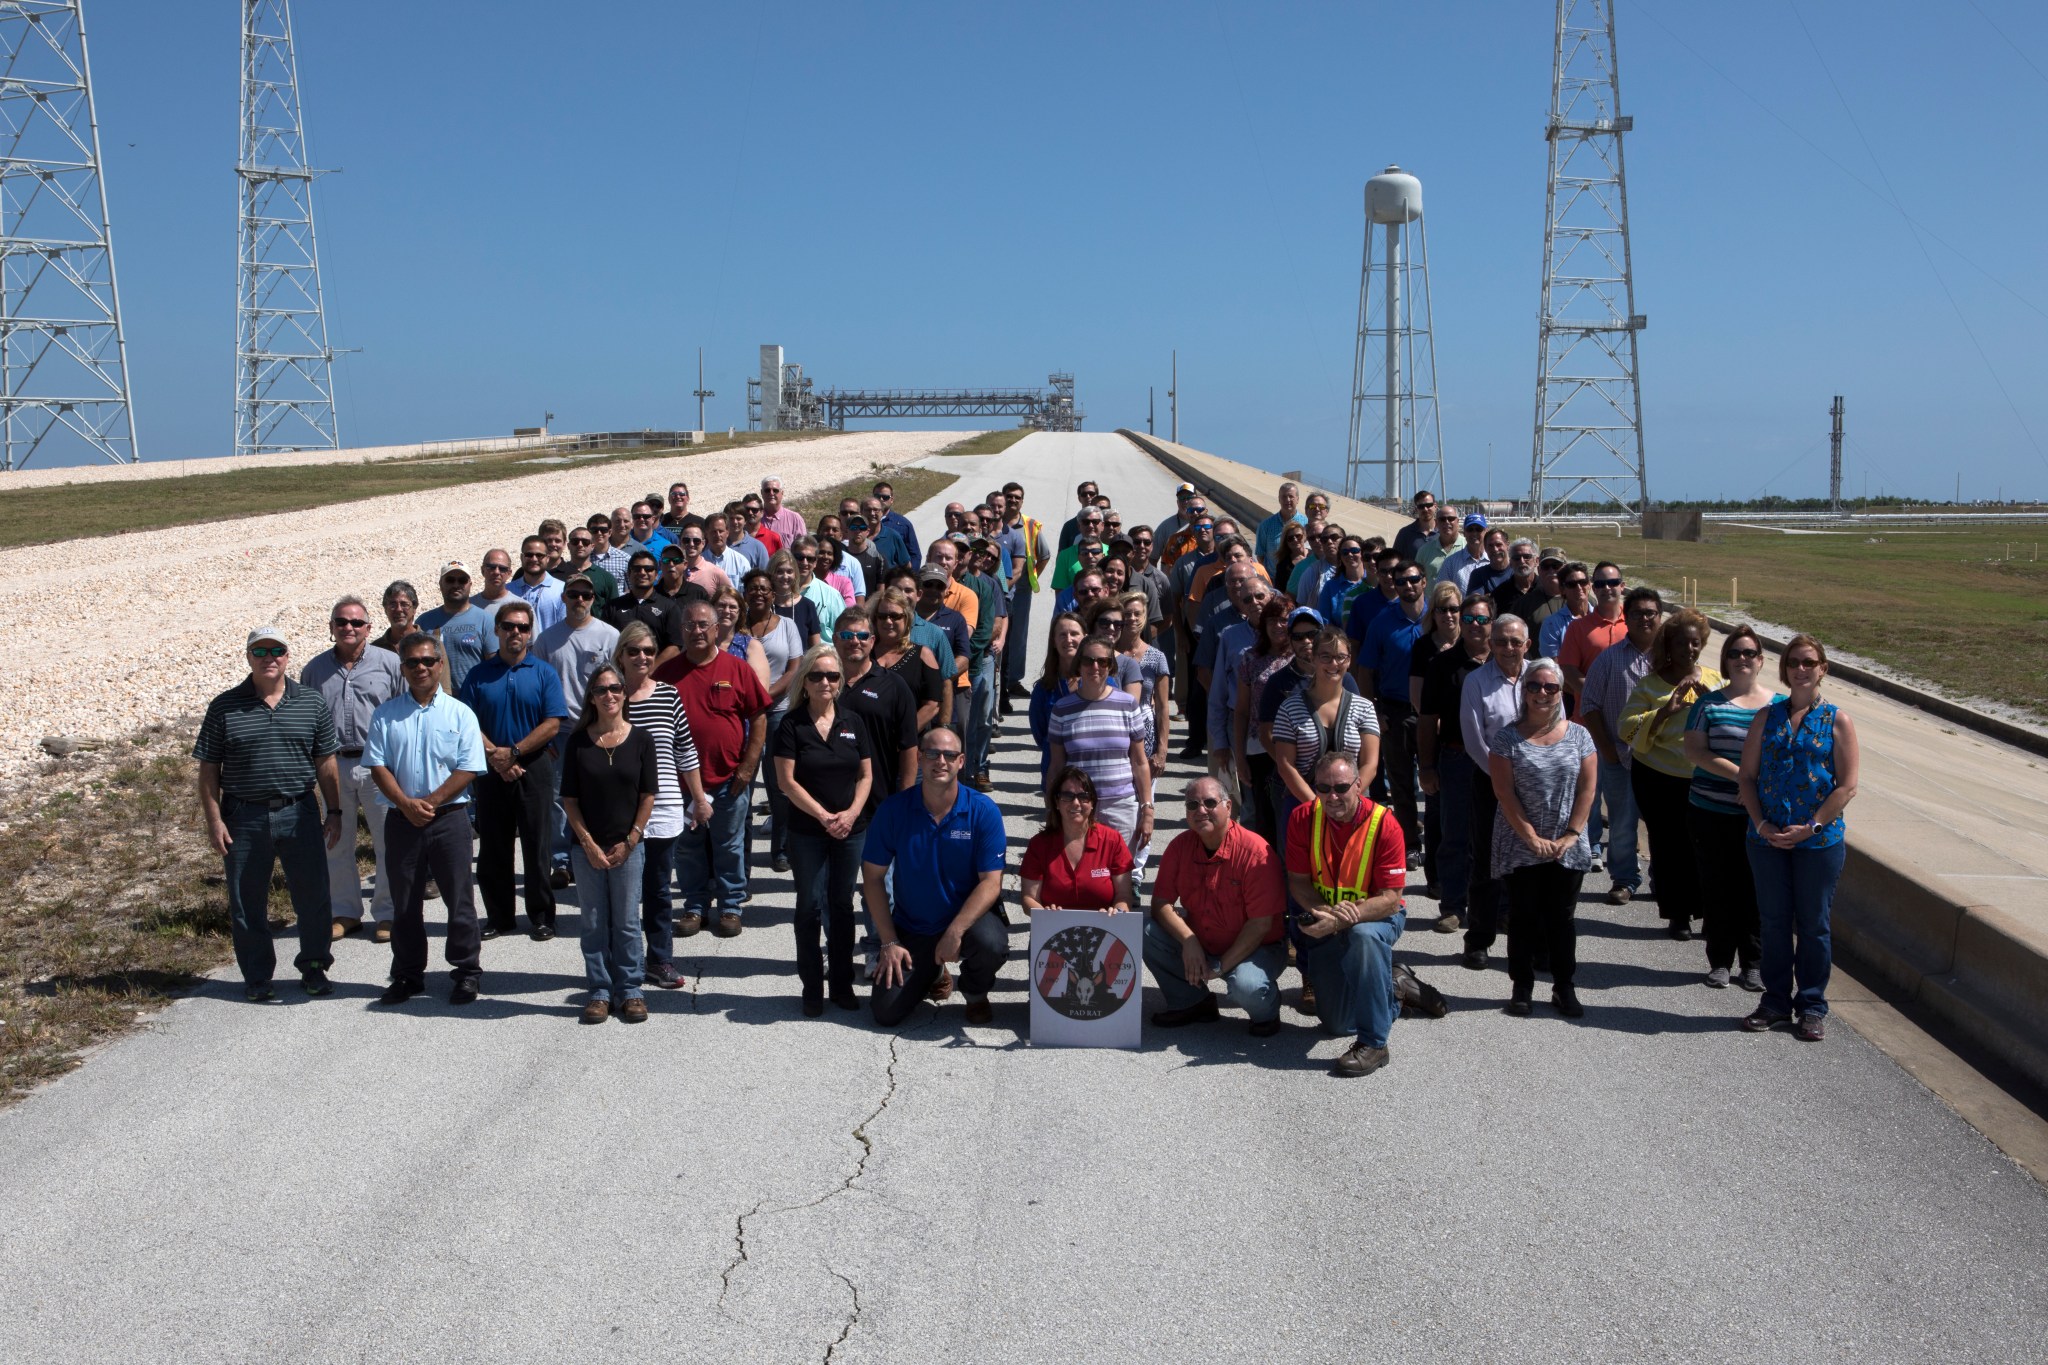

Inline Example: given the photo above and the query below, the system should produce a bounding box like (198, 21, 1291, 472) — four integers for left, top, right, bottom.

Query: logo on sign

(1033, 924, 1137, 1022)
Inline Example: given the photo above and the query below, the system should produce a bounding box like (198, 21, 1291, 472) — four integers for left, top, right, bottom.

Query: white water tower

(1346, 165, 1446, 504)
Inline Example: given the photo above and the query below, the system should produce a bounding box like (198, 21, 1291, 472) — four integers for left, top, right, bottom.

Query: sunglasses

(482, 564, 511, 574)
(1193, 523, 1214, 533)
(564, 590, 594, 601)
(402, 656, 440, 669)
(809, 671, 841, 683)
(922, 748, 964, 761)
(1340, 546, 1364, 557)
(1434, 604, 1459, 614)
(331, 617, 369, 629)
(1396, 574, 1424, 585)
(1077, 655, 1114, 669)
(1593, 578, 1624, 589)
(874, 612, 906, 623)
(1289, 630, 1319, 642)
(1727, 647, 1763, 661)
(1527, 682, 1563, 696)
(1056, 790, 1093, 803)
(623, 645, 658, 657)
(679, 538, 704, 548)
(836, 631, 871, 642)
(1312, 781, 1355, 796)
(1436, 515, 1457, 524)
(1094, 617, 1124, 630)
(590, 684, 625, 697)
(1562, 578, 1590, 589)
(248, 645, 288, 658)
(497, 621, 533, 634)
(1183, 796, 1224, 810)
(1787, 658, 1823, 671)
(1460, 613, 1492, 625)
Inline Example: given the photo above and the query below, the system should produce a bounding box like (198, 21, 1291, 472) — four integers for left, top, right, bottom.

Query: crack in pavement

(716, 1198, 765, 1309)
(824, 1269, 861, 1362)
(687, 955, 704, 1014)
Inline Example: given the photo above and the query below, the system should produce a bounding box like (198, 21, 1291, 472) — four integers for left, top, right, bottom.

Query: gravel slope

(0, 430, 969, 782)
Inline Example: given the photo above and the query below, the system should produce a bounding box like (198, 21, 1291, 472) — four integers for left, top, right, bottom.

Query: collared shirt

(881, 511, 920, 568)
(1459, 658, 1528, 761)
(363, 689, 487, 806)
(192, 677, 338, 801)
(1581, 638, 1654, 767)
(960, 570, 1003, 659)
(1155, 822, 1286, 955)
(1467, 561, 1516, 601)
(417, 603, 491, 689)
(601, 590, 687, 654)
(909, 614, 961, 681)
(859, 783, 1007, 936)
(680, 560, 734, 597)
(1317, 571, 1368, 628)
(729, 535, 770, 573)
(712, 545, 753, 582)
(654, 649, 772, 786)
(591, 542, 637, 587)
(507, 574, 567, 633)
(1291, 557, 1336, 607)
(456, 651, 568, 748)
(1539, 599, 1589, 659)
(1204, 619, 1258, 750)
(1360, 601, 1429, 704)
(1416, 535, 1459, 583)
(1559, 611, 1628, 680)
(764, 506, 807, 542)
(300, 646, 404, 750)
(1436, 544, 1486, 591)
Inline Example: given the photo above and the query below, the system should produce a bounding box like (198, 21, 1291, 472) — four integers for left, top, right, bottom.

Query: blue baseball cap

(1463, 512, 1489, 530)
(1286, 606, 1324, 629)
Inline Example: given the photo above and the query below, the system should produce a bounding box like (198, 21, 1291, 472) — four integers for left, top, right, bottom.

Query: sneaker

(1735, 967, 1765, 993)
(1330, 1042, 1390, 1078)
(1741, 1008, 1791, 1033)
(1605, 885, 1632, 906)
(647, 961, 685, 990)
(1795, 1013, 1826, 1042)
(580, 998, 611, 1025)
(1705, 966, 1732, 989)
(1151, 996, 1221, 1028)
(1434, 913, 1462, 934)
(244, 983, 276, 1003)
(378, 979, 422, 1006)
(300, 967, 333, 997)
(620, 998, 649, 1024)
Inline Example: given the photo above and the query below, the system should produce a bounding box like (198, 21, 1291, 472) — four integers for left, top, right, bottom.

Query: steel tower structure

(1345, 165, 1444, 505)
(236, 0, 338, 456)
(0, 0, 137, 469)
(1529, 0, 1648, 518)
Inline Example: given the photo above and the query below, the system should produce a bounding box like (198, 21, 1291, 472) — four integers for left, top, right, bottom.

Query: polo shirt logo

(947, 829, 973, 840)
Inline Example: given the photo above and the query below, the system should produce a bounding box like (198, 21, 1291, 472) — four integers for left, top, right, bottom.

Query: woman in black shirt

(772, 645, 874, 1015)
(870, 587, 945, 732)
(561, 663, 659, 1025)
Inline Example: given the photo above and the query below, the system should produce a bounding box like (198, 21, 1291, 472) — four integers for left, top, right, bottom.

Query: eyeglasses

(1312, 782, 1355, 796)
(623, 645, 658, 657)
(836, 630, 871, 642)
(1527, 682, 1563, 696)
(497, 621, 532, 634)
(1593, 578, 1624, 590)
(402, 656, 440, 669)
(809, 671, 841, 683)
(331, 617, 369, 629)
(1183, 796, 1224, 810)
(248, 645, 288, 658)
(1510, 552, 1535, 563)
(1727, 647, 1763, 661)
(922, 748, 964, 762)
(1056, 790, 1093, 804)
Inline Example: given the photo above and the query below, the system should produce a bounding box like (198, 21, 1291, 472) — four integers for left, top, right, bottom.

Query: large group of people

(194, 469, 1859, 1072)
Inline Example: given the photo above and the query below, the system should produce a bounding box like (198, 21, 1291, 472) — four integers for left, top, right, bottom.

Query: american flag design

(1033, 924, 1137, 1022)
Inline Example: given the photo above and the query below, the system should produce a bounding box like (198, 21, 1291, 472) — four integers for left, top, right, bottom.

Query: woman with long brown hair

(560, 663, 658, 1025)
(1019, 765, 1134, 914)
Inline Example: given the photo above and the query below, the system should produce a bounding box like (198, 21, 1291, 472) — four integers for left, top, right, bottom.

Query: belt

(433, 802, 468, 816)
(338, 747, 365, 758)
(237, 789, 313, 812)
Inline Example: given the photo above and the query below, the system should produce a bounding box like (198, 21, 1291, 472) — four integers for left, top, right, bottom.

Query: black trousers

(1463, 769, 1503, 953)
(870, 911, 1009, 1027)
(1376, 699, 1421, 860)
(1630, 763, 1701, 925)
(474, 751, 557, 932)
(385, 804, 481, 986)
(1505, 861, 1584, 991)
(1244, 751, 1279, 845)
(1688, 803, 1762, 971)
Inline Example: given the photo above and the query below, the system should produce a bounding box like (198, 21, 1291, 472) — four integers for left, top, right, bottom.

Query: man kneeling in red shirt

(1145, 775, 1288, 1036)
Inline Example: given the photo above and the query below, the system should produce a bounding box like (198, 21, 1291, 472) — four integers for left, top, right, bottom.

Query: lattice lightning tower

(0, 0, 137, 469)
(1529, 0, 1648, 518)
(236, 0, 338, 456)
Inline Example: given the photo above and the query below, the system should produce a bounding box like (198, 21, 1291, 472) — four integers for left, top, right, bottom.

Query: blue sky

(78, 0, 2048, 500)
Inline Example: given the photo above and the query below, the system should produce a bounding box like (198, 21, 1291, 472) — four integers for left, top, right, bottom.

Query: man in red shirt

(656, 599, 771, 937)
(1145, 776, 1288, 1036)
(1285, 752, 1408, 1077)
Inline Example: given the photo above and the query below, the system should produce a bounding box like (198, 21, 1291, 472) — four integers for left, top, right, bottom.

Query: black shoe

(1248, 1017, 1281, 1037)
(449, 980, 479, 1006)
(801, 996, 825, 1018)
(771, 854, 791, 874)
(1667, 919, 1692, 942)
(830, 988, 861, 1012)
(1460, 948, 1487, 971)
(379, 980, 422, 1006)
(244, 983, 276, 1003)
(300, 967, 333, 997)
(1552, 985, 1585, 1018)
(480, 924, 506, 941)
(531, 924, 556, 942)
(1151, 996, 1221, 1028)
(548, 865, 571, 890)
(1505, 996, 1532, 1017)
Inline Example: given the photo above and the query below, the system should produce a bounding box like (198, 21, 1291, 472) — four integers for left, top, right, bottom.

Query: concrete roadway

(2, 432, 2045, 1362)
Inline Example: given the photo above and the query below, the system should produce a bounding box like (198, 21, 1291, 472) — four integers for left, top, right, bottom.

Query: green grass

(0, 430, 832, 550)
(792, 465, 958, 532)
(934, 429, 1034, 457)
(1534, 521, 2048, 719)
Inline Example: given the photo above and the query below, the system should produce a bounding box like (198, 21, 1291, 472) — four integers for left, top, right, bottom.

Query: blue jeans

(573, 842, 647, 1000)
(1141, 920, 1286, 1023)
(1748, 839, 1846, 1019)
(965, 653, 997, 776)
(221, 792, 333, 985)
(1597, 758, 1641, 891)
(675, 781, 750, 916)
(639, 834, 679, 970)
(1435, 748, 1476, 915)
(788, 825, 864, 998)
(1298, 910, 1406, 1048)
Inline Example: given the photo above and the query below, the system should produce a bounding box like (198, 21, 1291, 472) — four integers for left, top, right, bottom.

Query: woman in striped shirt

(615, 622, 711, 992)
(1046, 638, 1157, 872)
(1682, 627, 1780, 992)
(1270, 626, 1381, 837)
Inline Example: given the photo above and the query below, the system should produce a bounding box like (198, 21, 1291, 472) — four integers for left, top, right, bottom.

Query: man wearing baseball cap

(1437, 512, 1491, 593)
(193, 627, 346, 1001)
(418, 561, 491, 691)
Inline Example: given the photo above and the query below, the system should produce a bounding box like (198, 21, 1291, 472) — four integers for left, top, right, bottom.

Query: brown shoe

(963, 996, 993, 1026)
(677, 912, 705, 937)
(1330, 1042, 1390, 1078)
(371, 922, 392, 944)
(927, 966, 955, 1002)
(714, 913, 743, 938)
(580, 998, 611, 1025)
(1434, 913, 1461, 934)
(1298, 980, 1318, 1015)
(331, 916, 361, 940)
(620, 998, 649, 1024)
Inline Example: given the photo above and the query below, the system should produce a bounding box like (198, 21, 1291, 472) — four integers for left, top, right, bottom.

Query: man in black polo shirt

(193, 626, 346, 1001)
(602, 549, 690, 664)
(1416, 593, 1494, 934)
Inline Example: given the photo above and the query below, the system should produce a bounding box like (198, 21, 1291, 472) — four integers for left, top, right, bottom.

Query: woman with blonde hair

(772, 644, 874, 1014)
(560, 663, 658, 1024)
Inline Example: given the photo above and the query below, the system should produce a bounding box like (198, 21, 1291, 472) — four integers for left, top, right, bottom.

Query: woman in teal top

(1737, 633, 1860, 1041)
(1681, 626, 1781, 992)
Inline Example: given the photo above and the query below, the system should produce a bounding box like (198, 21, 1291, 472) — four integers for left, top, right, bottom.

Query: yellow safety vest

(1022, 517, 1045, 593)
(1309, 801, 1386, 906)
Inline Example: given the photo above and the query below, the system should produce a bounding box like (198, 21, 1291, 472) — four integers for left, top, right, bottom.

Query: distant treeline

(1446, 494, 2048, 515)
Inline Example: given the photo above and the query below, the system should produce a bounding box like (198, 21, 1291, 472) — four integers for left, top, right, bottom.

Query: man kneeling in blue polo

(861, 728, 1009, 1027)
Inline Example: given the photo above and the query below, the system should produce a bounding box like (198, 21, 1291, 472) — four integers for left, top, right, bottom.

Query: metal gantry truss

(1529, 0, 1649, 518)
(0, 0, 137, 469)
(236, 0, 338, 456)
(819, 373, 1082, 432)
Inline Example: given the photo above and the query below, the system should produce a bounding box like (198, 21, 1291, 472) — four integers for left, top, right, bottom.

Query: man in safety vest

(1285, 751, 1408, 1078)
(998, 481, 1050, 710)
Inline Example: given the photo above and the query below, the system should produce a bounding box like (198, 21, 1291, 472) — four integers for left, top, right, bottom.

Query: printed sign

(1028, 909, 1143, 1049)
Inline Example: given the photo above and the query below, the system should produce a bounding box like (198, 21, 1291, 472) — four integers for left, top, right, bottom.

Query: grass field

(1536, 520, 2048, 719)
(0, 430, 831, 550)
(934, 429, 1033, 457)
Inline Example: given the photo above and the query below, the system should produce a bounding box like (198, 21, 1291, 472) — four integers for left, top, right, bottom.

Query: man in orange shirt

(1558, 561, 1629, 700)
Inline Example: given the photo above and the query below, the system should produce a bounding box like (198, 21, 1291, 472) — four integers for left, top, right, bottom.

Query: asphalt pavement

(2, 432, 2044, 1363)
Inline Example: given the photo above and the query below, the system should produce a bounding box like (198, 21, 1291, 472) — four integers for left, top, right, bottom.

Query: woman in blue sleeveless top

(1736, 633, 1860, 1041)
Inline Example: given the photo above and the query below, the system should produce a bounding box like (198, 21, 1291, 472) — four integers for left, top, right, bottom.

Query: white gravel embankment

(0, 430, 970, 785)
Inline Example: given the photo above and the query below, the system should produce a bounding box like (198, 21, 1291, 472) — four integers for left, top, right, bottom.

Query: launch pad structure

(748, 345, 1081, 433)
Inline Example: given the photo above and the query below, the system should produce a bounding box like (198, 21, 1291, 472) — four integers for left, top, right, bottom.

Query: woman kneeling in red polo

(1020, 766, 1135, 913)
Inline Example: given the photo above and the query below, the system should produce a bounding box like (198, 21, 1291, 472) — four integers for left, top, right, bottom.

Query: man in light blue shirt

(365, 630, 488, 1006)
(508, 535, 567, 633)
(1436, 513, 1491, 591)
(1255, 480, 1307, 576)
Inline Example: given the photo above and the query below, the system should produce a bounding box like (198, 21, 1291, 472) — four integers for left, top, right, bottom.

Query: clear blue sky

(83, 0, 2048, 501)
